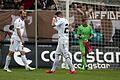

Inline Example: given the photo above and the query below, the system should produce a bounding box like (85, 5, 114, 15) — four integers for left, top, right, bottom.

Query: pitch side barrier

(0, 41, 120, 69)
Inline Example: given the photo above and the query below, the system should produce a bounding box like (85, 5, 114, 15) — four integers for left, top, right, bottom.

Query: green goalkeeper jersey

(77, 24, 94, 41)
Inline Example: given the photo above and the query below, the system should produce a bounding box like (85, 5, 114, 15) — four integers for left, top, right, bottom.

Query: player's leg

(4, 51, 14, 72)
(85, 49, 88, 70)
(81, 52, 87, 69)
(47, 43, 61, 73)
(51, 53, 60, 71)
(4, 39, 16, 72)
(20, 52, 35, 70)
(79, 41, 87, 70)
(16, 42, 35, 71)
(19, 45, 35, 71)
(62, 53, 71, 69)
(63, 53, 75, 70)
(47, 54, 60, 73)
(62, 41, 76, 74)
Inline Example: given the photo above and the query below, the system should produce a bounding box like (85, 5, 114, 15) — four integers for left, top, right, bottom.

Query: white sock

(51, 54, 59, 71)
(4, 55, 11, 69)
(21, 55, 28, 68)
(66, 58, 75, 71)
(51, 59, 59, 71)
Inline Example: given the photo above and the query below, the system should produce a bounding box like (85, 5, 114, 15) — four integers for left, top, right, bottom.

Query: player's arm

(16, 28, 24, 44)
(51, 16, 57, 27)
(14, 21, 24, 44)
(89, 26, 94, 40)
(77, 26, 82, 39)
(86, 7, 93, 17)
(74, 4, 84, 15)
(77, 8, 84, 15)
(69, 24, 73, 32)
(77, 26, 85, 39)
(89, 34, 94, 40)
(52, 18, 63, 27)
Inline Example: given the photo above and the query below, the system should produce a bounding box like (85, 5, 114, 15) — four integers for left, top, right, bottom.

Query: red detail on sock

(83, 40, 93, 53)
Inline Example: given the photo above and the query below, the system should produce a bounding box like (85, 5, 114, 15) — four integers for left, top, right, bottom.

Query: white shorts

(9, 39, 23, 52)
(56, 39, 69, 54)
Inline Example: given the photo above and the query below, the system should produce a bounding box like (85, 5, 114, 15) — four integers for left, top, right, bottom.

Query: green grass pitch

(0, 68, 120, 80)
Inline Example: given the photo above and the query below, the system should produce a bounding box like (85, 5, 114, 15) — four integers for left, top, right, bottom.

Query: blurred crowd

(0, 0, 34, 9)
(0, 0, 57, 10)
(0, 0, 120, 10)
(37, 0, 57, 10)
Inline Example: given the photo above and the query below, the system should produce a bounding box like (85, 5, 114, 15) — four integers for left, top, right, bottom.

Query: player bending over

(47, 11, 76, 74)
(4, 10, 35, 72)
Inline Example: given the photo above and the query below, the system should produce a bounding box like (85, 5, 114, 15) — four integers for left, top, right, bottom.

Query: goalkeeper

(77, 19, 94, 70)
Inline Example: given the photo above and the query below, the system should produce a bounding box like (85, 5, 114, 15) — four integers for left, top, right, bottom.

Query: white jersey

(55, 17, 69, 40)
(11, 17, 25, 41)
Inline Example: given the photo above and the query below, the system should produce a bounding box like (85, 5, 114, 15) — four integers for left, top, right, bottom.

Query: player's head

(81, 4, 87, 11)
(19, 10, 27, 20)
(54, 11, 63, 17)
(82, 19, 87, 26)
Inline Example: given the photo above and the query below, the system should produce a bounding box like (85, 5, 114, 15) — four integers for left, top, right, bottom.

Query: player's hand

(69, 25, 73, 32)
(89, 35, 93, 42)
(88, 39, 92, 42)
(52, 16, 56, 27)
(78, 35, 84, 39)
(52, 15, 57, 21)
(73, 4, 77, 9)
(78, 36, 81, 39)
(77, 34, 81, 39)
(52, 17, 56, 22)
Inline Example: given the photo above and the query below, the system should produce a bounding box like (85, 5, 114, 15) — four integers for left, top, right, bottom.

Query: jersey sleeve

(14, 19, 20, 29)
(89, 25, 94, 35)
(55, 19, 64, 27)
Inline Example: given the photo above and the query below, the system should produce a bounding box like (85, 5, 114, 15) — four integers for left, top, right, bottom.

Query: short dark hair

(55, 11, 63, 16)
(81, 18, 87, 22)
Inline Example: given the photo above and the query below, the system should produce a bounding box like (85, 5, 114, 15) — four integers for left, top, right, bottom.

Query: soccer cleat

(46, 70, 55, 74)
(69, 70, 76, 74)
(26, 66, 35, 71)
(4, 67, 12, 72)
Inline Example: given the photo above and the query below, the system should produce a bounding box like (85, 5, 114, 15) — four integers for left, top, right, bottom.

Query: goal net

(38, 0, 120, 69)
(57, 0, 120, 69)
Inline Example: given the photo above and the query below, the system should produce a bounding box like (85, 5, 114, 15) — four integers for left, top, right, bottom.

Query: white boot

(4, 67, 12, 72)
(25, 66, 35, 71)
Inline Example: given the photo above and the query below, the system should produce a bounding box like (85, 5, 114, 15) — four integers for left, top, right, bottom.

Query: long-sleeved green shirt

(77, 24, 94, 41)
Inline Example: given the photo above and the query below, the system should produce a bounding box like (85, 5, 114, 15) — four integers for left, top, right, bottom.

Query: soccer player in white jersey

(4, 10, 35, 72)
(47, 11, 76, 74)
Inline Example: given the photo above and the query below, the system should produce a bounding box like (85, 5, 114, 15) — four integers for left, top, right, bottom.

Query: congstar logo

(14, 47, 32, 66)
(41, 49, 120, 69)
